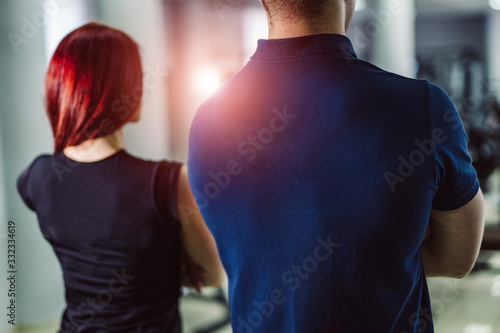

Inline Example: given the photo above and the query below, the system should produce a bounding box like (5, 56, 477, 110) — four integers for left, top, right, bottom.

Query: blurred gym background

(1, 0, 500, 332)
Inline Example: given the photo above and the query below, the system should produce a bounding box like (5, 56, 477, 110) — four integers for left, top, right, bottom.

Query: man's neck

(266, 9, 346, 39)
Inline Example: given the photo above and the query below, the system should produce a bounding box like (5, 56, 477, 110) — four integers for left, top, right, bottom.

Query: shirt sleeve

(17, 159, 39, 211)
(152, 160, 183, 225)
(427, 81, 480, 211)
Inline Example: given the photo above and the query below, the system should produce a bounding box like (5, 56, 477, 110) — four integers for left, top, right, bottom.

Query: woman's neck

(63, 129, 125, 162)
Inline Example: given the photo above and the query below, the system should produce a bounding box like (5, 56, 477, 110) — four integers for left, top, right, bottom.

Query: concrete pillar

(0, 131, 8, 333)
(369, 0, 416, 77)
(43, 0, 95, 62)
(0, 0, 64, 327)
(0, 3, 9, 332)
(97, 0, 172, 161)
(487, 10, 500, 100)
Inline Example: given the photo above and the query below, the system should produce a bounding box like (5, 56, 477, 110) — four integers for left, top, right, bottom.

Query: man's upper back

(188, 34, 479, 332)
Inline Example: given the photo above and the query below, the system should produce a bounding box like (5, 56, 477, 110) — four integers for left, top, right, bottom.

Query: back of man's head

(261, 0, 334, 21)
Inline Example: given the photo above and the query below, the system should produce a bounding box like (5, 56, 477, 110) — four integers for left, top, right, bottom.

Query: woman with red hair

(17, 22, 224, 332)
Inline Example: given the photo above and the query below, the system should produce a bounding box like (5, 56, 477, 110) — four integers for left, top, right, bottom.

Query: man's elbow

(441, 260, 476, 279)
(423, 251, 477, 279)
(452, 262, 476, 279)
(449, 270, 469, 279)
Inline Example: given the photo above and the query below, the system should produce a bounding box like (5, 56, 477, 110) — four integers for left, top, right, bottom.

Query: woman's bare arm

(176, 165, 225, 287)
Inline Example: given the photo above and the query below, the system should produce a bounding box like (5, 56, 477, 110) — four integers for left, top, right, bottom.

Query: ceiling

(415, 0, 493, 15)
(243, 0, 498, 15)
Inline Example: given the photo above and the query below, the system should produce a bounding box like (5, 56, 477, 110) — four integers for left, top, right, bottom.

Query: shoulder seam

(28, 155, 51, 206)
(425, 81, 439, 192)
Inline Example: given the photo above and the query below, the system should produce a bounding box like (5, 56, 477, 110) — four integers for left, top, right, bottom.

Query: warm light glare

(196, 68, 223, 97)
(463, 323, 493, 333)
(355, 0, 367, 11)
(491, 275, 500, 297)
(491, 0, 500, 10)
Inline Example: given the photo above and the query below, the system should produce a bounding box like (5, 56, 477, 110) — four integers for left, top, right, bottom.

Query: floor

(7, 268, 500, 333)
(429, 262, 500, 333)
(1, 287, 232, 333)
(5, 173, 500, 333)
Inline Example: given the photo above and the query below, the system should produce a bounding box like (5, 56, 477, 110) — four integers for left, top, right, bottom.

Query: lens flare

(355, 0, 367, 11)
(491, 0, 500, 10)
(195, 68, 223, 98)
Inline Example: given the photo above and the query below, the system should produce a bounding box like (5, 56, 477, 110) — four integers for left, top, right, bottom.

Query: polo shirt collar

(251, 33, 357, 61)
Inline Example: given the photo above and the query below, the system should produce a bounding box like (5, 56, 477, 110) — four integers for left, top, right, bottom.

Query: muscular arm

(421, 189, 485, 278)
(176, 165, 225, 287)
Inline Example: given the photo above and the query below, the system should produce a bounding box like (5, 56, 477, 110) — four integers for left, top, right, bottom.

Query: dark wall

(416, 13, 486, 61)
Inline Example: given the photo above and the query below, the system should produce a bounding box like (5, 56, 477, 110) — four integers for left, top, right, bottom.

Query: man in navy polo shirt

(187, 0, 484, 332)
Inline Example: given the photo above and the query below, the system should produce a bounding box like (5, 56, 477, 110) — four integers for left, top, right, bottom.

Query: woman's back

(18, 150, 182, 332)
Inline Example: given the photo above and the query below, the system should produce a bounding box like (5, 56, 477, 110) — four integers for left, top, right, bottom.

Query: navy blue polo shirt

(188, 34, 479, 333)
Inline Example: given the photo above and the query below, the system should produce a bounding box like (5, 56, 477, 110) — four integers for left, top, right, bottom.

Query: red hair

(45, 22, 143, 153)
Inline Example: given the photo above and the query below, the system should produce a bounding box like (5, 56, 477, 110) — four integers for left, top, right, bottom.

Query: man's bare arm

(421, 189, 484, 278)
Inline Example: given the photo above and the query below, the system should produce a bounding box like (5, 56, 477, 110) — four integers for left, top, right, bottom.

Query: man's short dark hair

(261, 0, 333, 20)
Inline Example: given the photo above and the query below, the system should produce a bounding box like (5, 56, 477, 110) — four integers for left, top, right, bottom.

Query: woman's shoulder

(17, 153, 54, 210)
(31, 153, 54, 165)
(18, 153, 59, 188)
(19, 154, 54, 177)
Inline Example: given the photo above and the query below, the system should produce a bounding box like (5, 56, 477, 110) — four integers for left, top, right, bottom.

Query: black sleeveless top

(17, 150, 183, 332)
